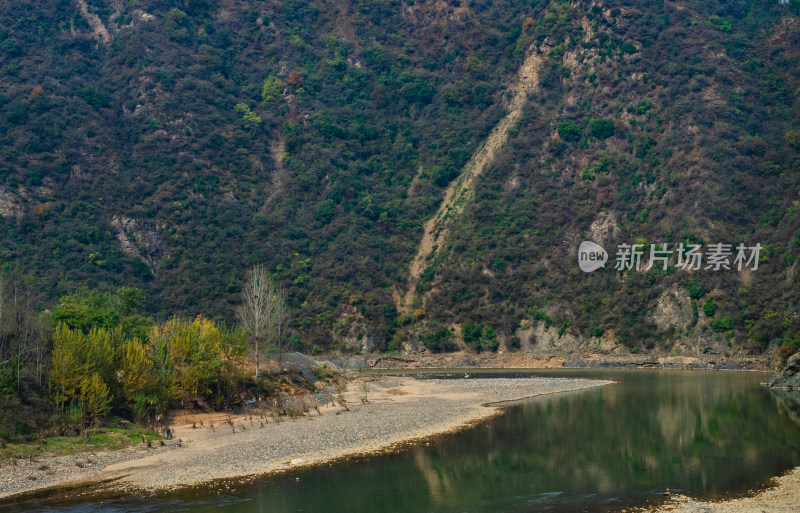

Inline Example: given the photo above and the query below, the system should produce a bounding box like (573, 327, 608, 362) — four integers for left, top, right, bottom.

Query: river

(10, 369, 800, 512)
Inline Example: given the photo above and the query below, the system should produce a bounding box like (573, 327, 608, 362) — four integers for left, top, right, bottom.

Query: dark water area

(9, 369, 800, 513)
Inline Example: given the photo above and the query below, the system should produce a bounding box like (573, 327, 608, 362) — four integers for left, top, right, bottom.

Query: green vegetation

(421, 325, 457, 353)
(557, 120, 582, 142)
(710, 316, 734, 333)
(589, 119, 615, 140)
(703, 298, 717, 318)
(687, 281, 705, 300)
(709, 15, 732, 33)
(0, 0, 797, 365)
(261, 76, 283, 104)
(234, 103, 262, 128)
(50, 317, 245, 425)
(0, 275, 294, 447)
(462, 324, 499, 352)
(0, 421, 160, 460)
(43, 285, 245, 424)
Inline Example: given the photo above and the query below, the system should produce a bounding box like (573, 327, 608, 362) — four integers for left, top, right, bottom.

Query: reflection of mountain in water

(75, 372, 800, 513)
(773, 390, 800, 427)
(405, 372, 800, 509)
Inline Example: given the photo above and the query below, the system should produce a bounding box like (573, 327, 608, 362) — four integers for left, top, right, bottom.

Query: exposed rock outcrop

(110, 215, 166, 276)
(650, 284, 693, 332)
(765, 352, 800, 390)
(0, 187, 24, 218)
(75, 0, 111, 44)
(331, 305, 375, 353)
(586, 210, 618, 245)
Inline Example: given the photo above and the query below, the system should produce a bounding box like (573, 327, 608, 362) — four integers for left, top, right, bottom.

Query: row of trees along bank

(0, 265, 289, 439)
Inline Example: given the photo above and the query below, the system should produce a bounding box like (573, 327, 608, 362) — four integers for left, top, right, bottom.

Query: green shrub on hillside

(703, 298, 716, 318)
(557, 120, 582, 142)
(589, 119, 615, 139)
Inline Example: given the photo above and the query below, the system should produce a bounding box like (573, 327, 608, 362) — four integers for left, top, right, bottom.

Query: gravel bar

(0, 376, 611, 499)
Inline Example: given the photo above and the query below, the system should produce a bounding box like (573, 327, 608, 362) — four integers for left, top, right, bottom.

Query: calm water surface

(9, 369, 800, 513)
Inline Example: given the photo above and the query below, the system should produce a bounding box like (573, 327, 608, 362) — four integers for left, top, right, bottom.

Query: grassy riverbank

(0, 422, 160, 461)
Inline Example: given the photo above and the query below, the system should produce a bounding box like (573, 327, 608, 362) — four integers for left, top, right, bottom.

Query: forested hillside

(1, 0, 799, 359)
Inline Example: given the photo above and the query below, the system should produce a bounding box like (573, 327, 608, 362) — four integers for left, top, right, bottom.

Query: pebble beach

(0, 376, 611, 500)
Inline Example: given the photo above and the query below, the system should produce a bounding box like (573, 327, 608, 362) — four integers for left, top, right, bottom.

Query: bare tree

(236, 266, 288, 377)
(237, 266, 271, 377)
(0, 266, 44, 390)
(267, 282, 288, 362)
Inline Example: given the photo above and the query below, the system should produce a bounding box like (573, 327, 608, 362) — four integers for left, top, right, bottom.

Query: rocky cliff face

(110, 215, 166, 277)
(766, 353, 800, 390)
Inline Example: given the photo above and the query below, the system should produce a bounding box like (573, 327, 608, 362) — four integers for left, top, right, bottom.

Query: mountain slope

(0, 0, 799, 358)
(403, 47, 543, 312)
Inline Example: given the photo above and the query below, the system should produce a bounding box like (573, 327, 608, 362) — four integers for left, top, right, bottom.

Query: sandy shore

(647, 467, 800, 513)
(0, 376, 610, 500)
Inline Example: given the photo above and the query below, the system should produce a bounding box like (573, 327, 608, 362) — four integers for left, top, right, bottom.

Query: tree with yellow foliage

(50, 315, 245, 425)
(50, 324, 114, 425)
(80, 372, 111, 425)
(149, 316, 245, 408)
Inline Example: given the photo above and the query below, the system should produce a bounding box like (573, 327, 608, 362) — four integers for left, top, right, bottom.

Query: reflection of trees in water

(407, 373, 800, 504)
(220, 373, 800, 513)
